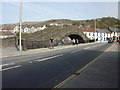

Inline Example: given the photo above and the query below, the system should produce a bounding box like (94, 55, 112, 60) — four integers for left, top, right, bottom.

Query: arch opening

(68, 34, 85, 43)
(59, 34, 85, 45)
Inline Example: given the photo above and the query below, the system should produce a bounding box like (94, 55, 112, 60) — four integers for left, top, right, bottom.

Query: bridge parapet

(22, 26, 90, 50)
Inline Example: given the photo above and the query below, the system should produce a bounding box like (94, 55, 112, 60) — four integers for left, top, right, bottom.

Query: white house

(23, 27, 29, 33)
(30, 26, 36, 33)
(13, 26, 30, 33)
(39, 25, 47, 30)
(109, 28, 120, 40)
(50, 23, 65, 26)
(80, 27, 114, 42)
(13, 26, 19, 33)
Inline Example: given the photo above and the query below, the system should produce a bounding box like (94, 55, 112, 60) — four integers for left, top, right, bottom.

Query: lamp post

(19, 0, 23, 51)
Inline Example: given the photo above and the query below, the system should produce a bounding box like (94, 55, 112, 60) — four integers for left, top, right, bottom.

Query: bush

(16, 33, 29, 36)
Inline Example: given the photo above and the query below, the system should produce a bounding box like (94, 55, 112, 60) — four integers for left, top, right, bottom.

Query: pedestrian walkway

(58, 43, 118, 88)
(0, 42, 101, 58)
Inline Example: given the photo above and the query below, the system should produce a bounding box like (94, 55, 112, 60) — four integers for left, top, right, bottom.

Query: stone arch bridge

(22, 26, 90, 50)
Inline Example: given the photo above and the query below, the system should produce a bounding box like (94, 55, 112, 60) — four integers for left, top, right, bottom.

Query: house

(96, 29, 112, 41)
(0, 26, 15, 38)
(23, 27, 29, 33)
(81, 27, 99, 41)
(39, 25, 47, 30)
(50, 23, 65, 26)
(13, 26, 19, 33)
(79, 27, 113, 42)
(109, 28, 120, 40)
(13, 25, 47, 34)
(13, 26, 30, 33)
(0, 31, 15, 39)
(1, 26, 14, 32)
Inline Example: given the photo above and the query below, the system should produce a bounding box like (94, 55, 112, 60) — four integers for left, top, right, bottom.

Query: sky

(1, 1, 119, 24)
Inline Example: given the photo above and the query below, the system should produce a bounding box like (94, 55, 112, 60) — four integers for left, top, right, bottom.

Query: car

(108, 39, 113, 43)
(116, 40, 120, 44)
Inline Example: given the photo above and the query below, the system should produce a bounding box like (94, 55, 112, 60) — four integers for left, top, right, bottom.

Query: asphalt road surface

(2, 43, 113, 88)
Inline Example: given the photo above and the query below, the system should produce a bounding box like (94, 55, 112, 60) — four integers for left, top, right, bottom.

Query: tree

(72, 22, 80, 26)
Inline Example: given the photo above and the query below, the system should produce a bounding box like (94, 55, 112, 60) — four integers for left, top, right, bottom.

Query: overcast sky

(1, 1, 119, 24)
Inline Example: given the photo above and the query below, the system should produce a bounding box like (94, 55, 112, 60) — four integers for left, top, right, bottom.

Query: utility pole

(115, 25, 118, 40)
(94, 19, 96, 42)
(19, 0, 23, 51)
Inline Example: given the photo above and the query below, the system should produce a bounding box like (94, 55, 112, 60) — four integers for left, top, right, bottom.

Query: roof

(79, 27, 99, 32)
(96, 29, 110, 33)
(109, 28, 120, 32)
(0, 31, 14, 36)
(1, 26, 14, 30)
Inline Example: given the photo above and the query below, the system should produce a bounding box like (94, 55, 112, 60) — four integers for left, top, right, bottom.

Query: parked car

(116, 40, 120, 44)
(108, 39, 113, 43)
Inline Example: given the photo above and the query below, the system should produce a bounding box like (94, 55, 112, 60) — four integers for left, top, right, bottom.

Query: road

(2, 43, 113, 88)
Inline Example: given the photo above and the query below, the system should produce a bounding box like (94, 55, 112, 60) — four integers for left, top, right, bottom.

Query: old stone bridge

(21, 26, 90, 50)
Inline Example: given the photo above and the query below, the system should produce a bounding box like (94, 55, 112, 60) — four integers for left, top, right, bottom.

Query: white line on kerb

(0, 65, 21, 71)
(36, 54, 63, 62)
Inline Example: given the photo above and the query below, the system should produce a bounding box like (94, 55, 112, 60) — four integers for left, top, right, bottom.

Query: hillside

(80, 17, 120, 29)
(1, 17, 120, 29)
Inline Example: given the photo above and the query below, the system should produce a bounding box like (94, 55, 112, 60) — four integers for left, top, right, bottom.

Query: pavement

(54, 43, 119, 88)
(1, 42, 101, 59)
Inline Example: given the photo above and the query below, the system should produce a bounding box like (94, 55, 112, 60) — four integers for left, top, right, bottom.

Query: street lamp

(19, 0, 23, 51)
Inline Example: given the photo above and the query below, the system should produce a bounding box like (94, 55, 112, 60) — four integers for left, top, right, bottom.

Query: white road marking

(71, 44, 103, 53)
(71, 49, 82, 53)
(84, 43, 104, 49)
(0, 66, 1, 69)
(0, 65, 21, 71)
(84, 47, 91, 49)
(29, 61, 33, 63)
(36, 54, 63, 62)
(0, 63, 15, 69)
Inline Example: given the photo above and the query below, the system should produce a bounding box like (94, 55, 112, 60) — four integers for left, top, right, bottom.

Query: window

(89, 33, 91, 36)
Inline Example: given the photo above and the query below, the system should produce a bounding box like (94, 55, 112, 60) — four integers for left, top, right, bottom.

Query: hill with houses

(1, 17, 120, 30)
(0, 17, 120, 39)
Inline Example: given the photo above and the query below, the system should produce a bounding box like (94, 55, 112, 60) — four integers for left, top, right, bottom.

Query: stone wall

(26, 40, 64, 49)
(0, 37, 17, 47)
(23, 26, 90, 42)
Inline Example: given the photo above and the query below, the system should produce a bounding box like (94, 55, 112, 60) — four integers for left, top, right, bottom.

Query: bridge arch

(23, 26, 90, 49)
(68, 34, 84, 43)
(60, 32, 85, 44)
